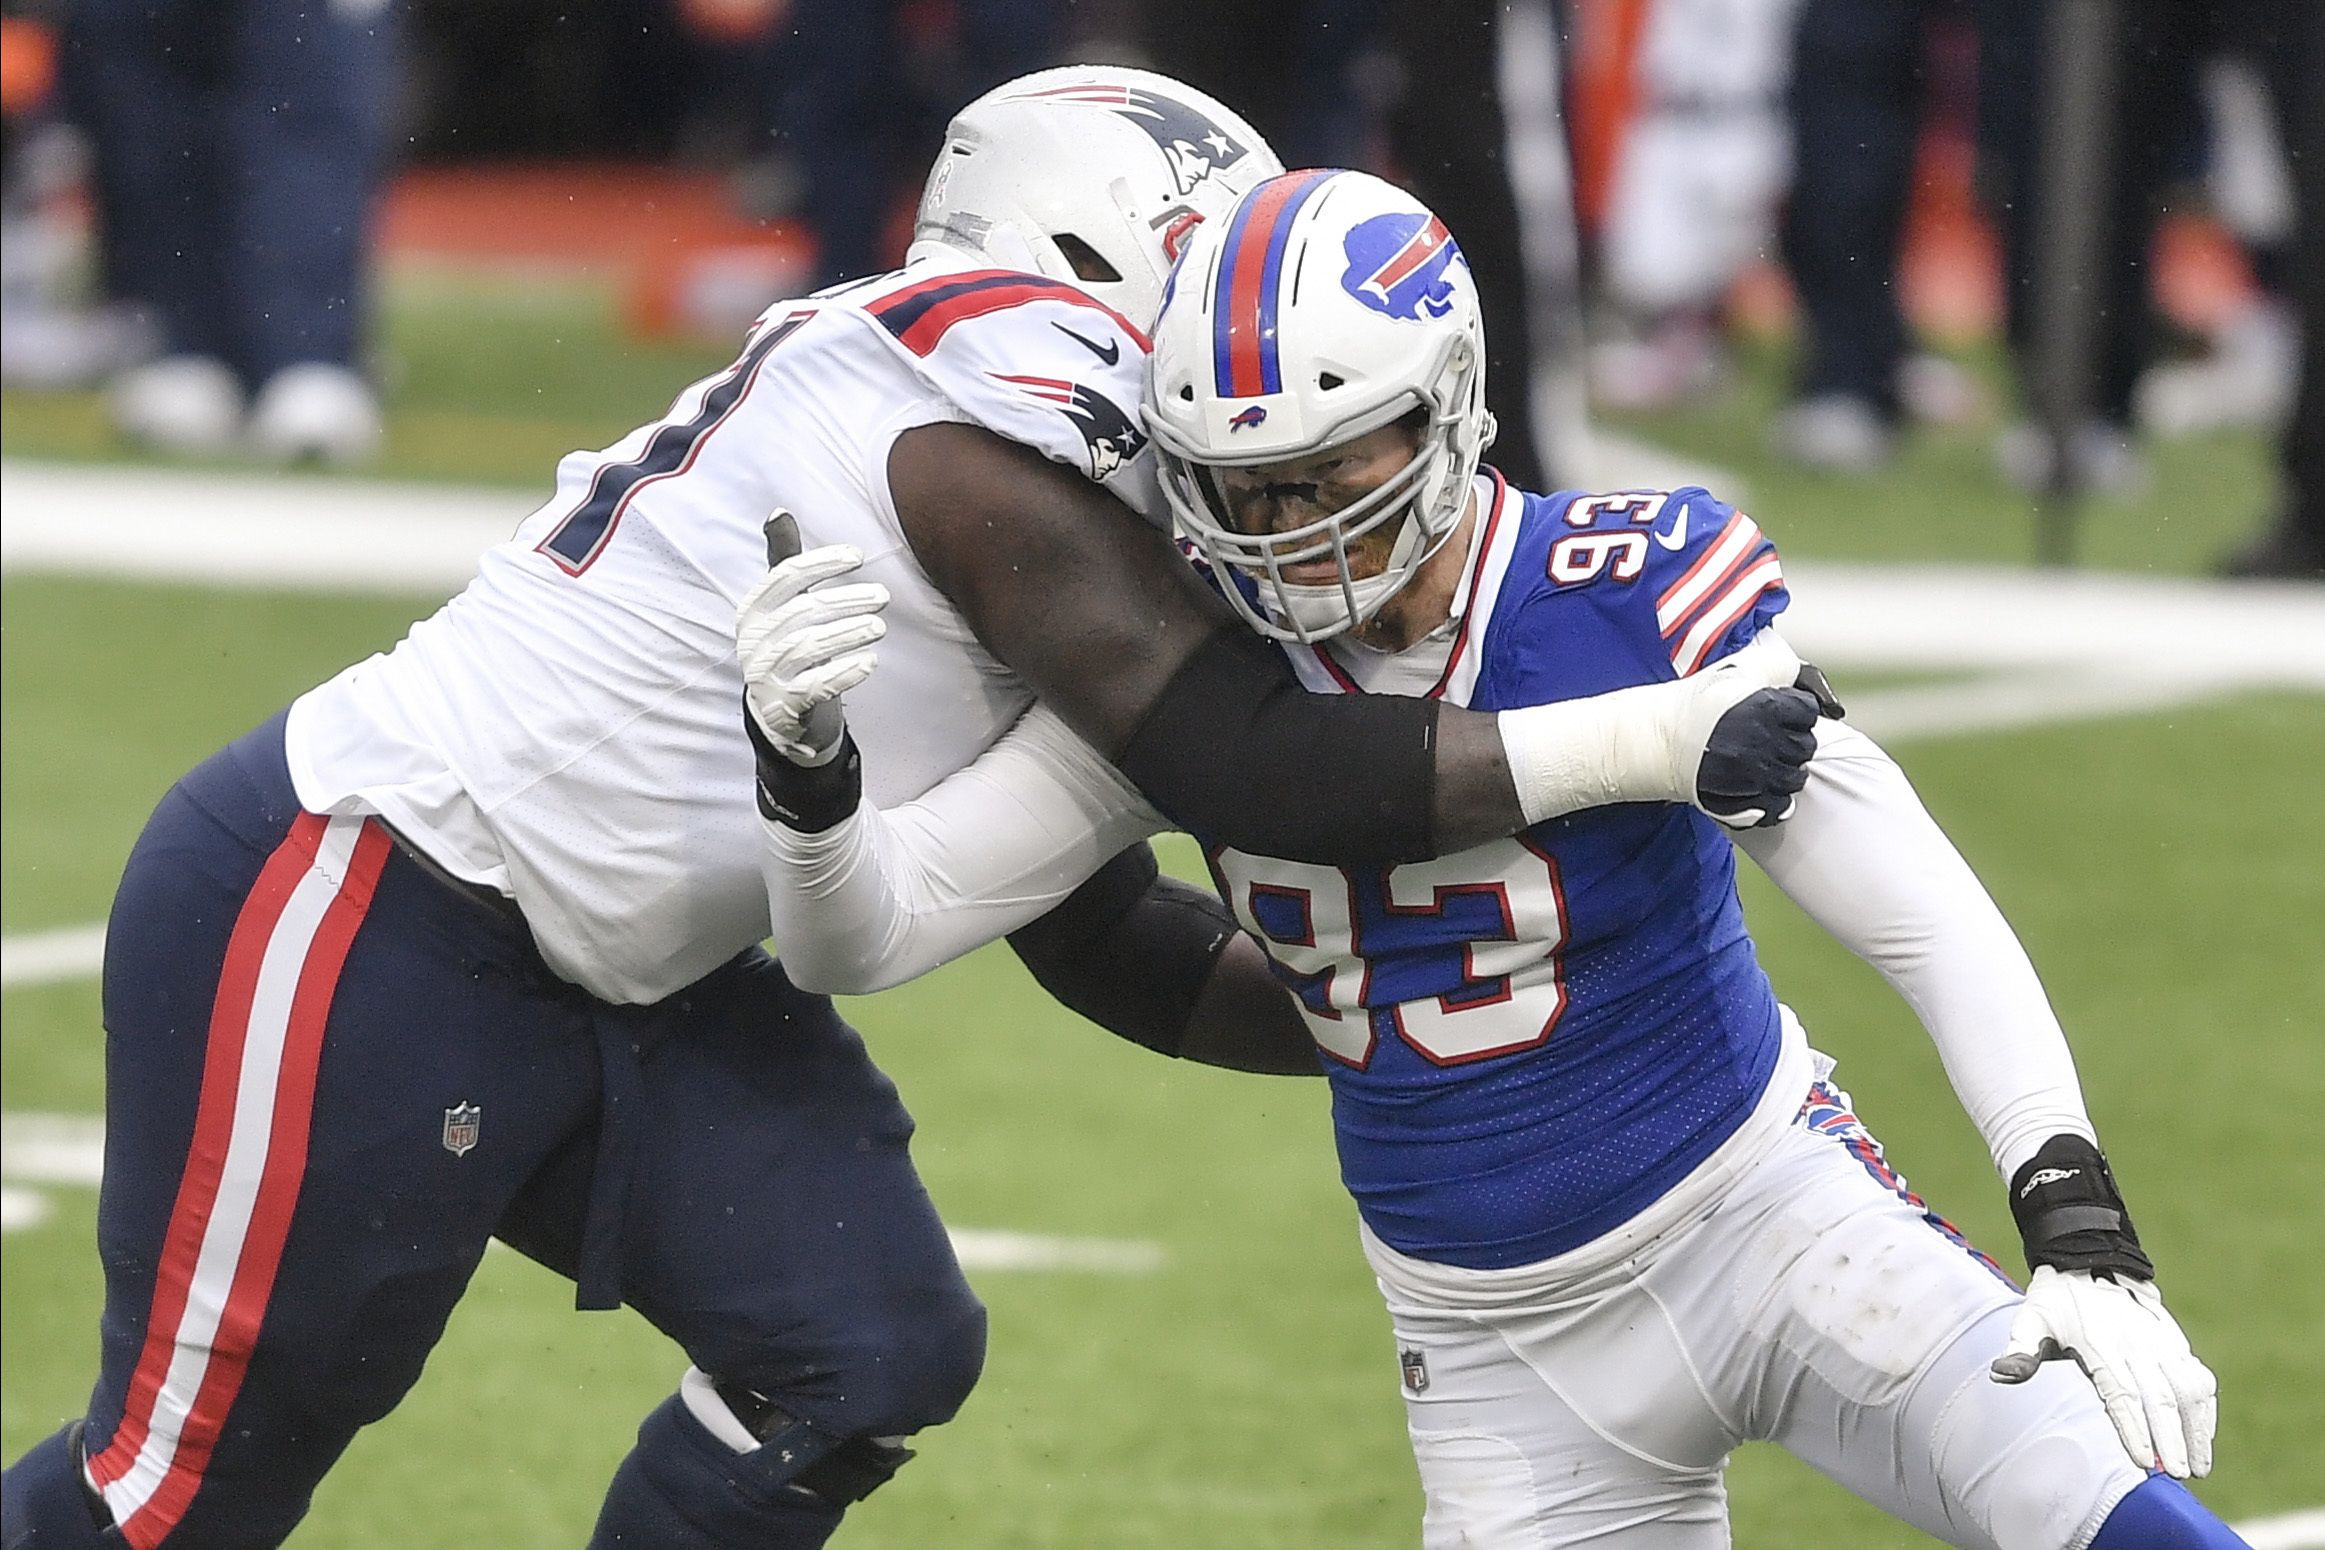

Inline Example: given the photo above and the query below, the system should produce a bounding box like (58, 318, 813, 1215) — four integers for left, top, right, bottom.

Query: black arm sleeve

(1116, 628, 1443, 865)
(1006, 844, 1234, 1059)
(890, 423, 1523, 866)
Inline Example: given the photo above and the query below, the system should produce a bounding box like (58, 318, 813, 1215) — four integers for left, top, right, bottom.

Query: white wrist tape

(1496, 633, 1802, 825)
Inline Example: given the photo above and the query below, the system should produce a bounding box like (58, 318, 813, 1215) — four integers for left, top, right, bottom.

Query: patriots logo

(993, 373, 1149, 481)
(1228, 405, 1268, 431)
(1013, 84, 1249, 196)
(1341, 212, 1464, 321)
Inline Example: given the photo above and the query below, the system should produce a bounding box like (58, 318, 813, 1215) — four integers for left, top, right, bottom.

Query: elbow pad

(1007, 844, 1237, 1058)
(1117, 628, 1439, 864)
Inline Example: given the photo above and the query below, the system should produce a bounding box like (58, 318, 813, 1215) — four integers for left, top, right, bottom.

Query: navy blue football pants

(1, 716, 983, 1548)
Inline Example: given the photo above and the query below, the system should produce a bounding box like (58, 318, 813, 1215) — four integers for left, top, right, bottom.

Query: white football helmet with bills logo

(911, 66, 1284, 329)
(1145, 168, 1496, 643)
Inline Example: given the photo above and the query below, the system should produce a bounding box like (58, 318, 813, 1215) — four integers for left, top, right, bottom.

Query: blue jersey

(1199, 475, 1793, 1270)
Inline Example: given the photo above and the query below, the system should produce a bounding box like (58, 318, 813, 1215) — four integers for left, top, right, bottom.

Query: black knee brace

(713, 1381, 914, 1507)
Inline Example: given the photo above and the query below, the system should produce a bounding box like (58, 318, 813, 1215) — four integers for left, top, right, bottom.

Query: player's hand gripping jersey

(1201, 480, 1798, 1269)
(286, 252, 1158, 1003)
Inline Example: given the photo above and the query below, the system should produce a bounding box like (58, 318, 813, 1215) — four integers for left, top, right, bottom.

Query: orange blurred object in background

(1, 16, 60, 118)
(676, 0, 791, 44)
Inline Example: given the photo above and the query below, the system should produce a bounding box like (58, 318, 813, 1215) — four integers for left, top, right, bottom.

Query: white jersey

(285, 251, 1160, 1004)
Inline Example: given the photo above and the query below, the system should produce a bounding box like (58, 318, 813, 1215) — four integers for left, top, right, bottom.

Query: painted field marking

(2, 924, 106, 989)
(8, 458, 2323, 752)
(946, 1228, 1165, 1275)
(0, 1112, 1162, 1273)
(1, 1186, 54, 1233)
(6, 1117, 2320, 1527)
(1, 1112, 106, 1184)
(1, 460, 527, 595)
(2239, 1508, 2325, 1550)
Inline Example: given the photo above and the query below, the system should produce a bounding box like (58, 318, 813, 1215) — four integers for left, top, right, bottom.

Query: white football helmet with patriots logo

(1145, 168, 1496, 643)
(911, 66, 1285, 330)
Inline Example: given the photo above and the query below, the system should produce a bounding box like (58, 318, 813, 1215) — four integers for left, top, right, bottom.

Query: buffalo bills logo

(1228, 405, 1268, 432)
(1341, 213, 1464, 321)
(993, 373, 1148, 481)
(1014, 84, 1248, 196)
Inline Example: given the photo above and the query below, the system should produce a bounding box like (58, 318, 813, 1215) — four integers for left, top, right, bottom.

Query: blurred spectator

(760, 0, 1068, 289)
(1, 5, 156, 389)
(1135, 0, 1389, 170)
(1998, 0, 2314, 505)
(2220, 0, 2320, 578)
(1580, 0, 1802, 412)
(1773, 0, 2044, 478)
(61, 0, 397, 464)
(1144, 0, 1561, 490)
(2133, 54, 2299, 440)
(1381, 0, 1559, 490)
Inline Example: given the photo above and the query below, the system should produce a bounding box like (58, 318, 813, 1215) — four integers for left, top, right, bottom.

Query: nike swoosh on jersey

(1654, 503, 1692, 550)
(1053, 322, 1122, 367)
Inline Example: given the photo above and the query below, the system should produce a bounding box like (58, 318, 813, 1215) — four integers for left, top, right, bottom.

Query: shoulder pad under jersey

(1502, 486, 1789, 679)
(842, 266, 1162, 518)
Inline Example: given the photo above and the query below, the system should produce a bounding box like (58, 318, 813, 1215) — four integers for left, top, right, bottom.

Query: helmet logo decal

(1012, 84, 1249, 195)
(1229, 405, 1269, 431)
(1213, 168, 1336, 398)
(992, 373, 1149, 481)
(1341, 213, 1462, 321)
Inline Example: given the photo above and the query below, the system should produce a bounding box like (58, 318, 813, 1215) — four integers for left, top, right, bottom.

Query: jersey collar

(1296, 466, 1518, 704)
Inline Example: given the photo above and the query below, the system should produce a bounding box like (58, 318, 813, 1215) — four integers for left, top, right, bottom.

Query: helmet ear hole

(1052, 233, 1123, 283)
(1317, 372, 1344, 391)
(1177, 384, 1195, 402)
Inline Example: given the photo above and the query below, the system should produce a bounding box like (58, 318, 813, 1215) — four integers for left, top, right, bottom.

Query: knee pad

(587, 1372, 919, 1550)
(682, 1369, 915, 1508)
(2089, 1476, 2251, 1550)
(2, 1424, 125, 1549)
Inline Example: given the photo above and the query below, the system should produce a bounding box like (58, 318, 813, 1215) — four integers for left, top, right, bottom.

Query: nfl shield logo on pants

(442, 1102, 482, 1157)
(1399, 1347, 1429, 1393)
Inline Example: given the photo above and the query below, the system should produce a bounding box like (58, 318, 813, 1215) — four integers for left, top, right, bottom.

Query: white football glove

(1990, 1265, 2218, 1479)
(736, 537, 888, 766)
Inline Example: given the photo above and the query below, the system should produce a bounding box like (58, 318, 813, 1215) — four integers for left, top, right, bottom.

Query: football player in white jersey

(747, 172, 2244, 1550)
(2, 74, 1829, 1550)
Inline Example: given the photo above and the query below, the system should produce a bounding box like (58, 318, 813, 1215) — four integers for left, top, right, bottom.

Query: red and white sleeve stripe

(1654, 510, 1784, 675)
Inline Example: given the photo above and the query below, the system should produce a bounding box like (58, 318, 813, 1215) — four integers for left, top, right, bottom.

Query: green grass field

(4, 272, 2321, 1546)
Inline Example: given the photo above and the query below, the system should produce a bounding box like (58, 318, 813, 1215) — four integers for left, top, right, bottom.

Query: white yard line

(0, 924, 106, 989)
(1839, 666, 2264, 743)
(2239, 1509, 2325, 1550)
(8, 458, 2324, 715)
(0, 1112, 106, 1184)
(0, 1186, 54, 1233)
(946, 1227, 1165, 1275)
(0, 460, 530, 595)
(8, 454, 2325, 697)
(6, 1112, 2321, 1526)
(0, 1111, 1162, 1272)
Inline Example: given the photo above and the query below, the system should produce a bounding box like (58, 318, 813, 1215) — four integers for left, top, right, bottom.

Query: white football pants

(1367, 1075, 2144, 1550)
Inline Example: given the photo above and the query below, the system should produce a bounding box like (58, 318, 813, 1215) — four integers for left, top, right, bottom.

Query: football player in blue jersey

(749, 169, 2246, 1550)
(1, 75, 1831, 1550)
